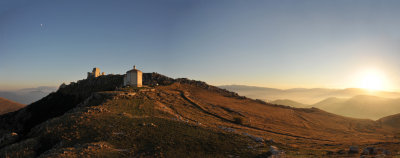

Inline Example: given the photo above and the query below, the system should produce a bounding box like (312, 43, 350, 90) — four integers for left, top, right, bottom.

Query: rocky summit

(0, 73, 399, 157)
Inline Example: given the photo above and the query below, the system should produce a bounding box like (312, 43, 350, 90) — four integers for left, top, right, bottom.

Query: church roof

(127, 69, 142, 73)
(126, 65, 142, 73)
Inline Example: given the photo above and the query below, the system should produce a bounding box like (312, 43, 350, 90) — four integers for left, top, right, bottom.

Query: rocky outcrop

(143, 73, 175, 86)
(242, 133, 264, 143)
(143, 73, 243, 98)
(257, 145, 285, 158)
(0, 75, 124, 137)
(0, 132, 18, 148)
(58, 74, 124, 98)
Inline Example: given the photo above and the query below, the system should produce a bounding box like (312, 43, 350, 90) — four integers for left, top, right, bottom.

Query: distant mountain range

(311, 95, 400, 120)
(219, 85, 400, 104)
(220, 85, 400, 120)
(0, 86, 57, 104)
(0, 97, 25, 115)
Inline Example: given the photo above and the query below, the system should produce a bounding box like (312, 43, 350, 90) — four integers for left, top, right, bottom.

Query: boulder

(269, 146, 280, 155)
(361, 148, 369, 155)
(383, 149, 391, 155)
(367, 147, 377, 155)
(258, 146, 285, 158)
(348, 146, 359, 154)
(362, 147, 377, 155)
(242, 132, 263, 143)
(337, 149, 346, 155)
(253, 136, 264, 143)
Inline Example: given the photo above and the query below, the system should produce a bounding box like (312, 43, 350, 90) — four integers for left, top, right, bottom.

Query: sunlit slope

(0, 97, 24, 115)
(0, 92, 260, 157)
(0, 74, 264, 157)
(163, 84, 391, 142)
(0, 74, 399, 157)
(378, 113, 400, 130)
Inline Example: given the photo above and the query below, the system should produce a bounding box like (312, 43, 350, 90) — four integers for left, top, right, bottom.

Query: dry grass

(1, 81, 399, 157)
(1, 93, 263, 157)
(154, 83, 400, 156)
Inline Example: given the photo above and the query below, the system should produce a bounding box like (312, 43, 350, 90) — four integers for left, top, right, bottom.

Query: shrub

(233, 117, 244, 125)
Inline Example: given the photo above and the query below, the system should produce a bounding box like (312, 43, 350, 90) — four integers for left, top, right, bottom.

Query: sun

(358, 69, 387, 91)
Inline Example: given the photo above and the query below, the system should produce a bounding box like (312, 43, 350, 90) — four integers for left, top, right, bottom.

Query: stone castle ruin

(87, 68, 105, 79)
(86, 66, 143, 87)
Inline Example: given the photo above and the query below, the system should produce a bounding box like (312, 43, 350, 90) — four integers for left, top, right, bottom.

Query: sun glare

(358, 69, 387, 91)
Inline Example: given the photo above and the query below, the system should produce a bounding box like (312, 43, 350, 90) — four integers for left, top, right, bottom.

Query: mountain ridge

(219, 85, 400, 104)
(221, 85, 400, 120)
(311, 95, 400, 120)
(266, 95, 400, 120)
(0, 74, 399, 157)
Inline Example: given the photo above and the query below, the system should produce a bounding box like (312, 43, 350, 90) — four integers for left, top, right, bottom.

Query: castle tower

(87, 67, 104, 79)
(123, 65, 142, 87)
(92, 68, 101, 77)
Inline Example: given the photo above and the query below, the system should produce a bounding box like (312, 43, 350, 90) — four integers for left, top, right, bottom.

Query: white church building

(123, 65, 142, 87)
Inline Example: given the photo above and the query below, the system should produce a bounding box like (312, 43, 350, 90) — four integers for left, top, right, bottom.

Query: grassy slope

(1, 74, 399, 157)
(0, 92, 263, 158)
(156, 83, 400, 156)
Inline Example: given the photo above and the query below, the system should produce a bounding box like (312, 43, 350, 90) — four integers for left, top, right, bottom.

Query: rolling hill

(0, 74, 399, 157)
(378, 113, 400, 130)
(312, 95, 400, 120)
(0, 97, 24, 115)
(221, 85, 400, 120)
(267, 96, 400, 120)
(270, 99, 309, 108)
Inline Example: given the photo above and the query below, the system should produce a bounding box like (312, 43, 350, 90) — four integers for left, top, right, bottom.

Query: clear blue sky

(1, 0, 400, 91)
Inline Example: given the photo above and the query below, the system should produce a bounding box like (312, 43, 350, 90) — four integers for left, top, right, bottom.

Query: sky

(1, 0, 400, 91)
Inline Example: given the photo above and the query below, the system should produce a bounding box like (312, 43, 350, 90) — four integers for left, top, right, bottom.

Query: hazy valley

(0, 87, 57, 105)
(221, 85, 400, 120)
